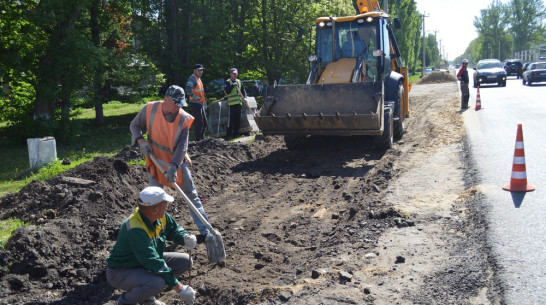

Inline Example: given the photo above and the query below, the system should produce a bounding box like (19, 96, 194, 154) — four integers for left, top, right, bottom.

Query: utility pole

(434, 30, 438, 68)
(438, 39, 444, 66)
(422, 12, 429, 76)
(384, 0, 388, 13)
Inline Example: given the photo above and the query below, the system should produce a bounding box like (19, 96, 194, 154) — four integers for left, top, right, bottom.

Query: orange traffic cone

(503, 124, 535, 192)
(475, 86, 482, 110)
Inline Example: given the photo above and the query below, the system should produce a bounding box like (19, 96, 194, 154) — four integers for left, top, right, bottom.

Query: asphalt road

(462, 73, 546, 304)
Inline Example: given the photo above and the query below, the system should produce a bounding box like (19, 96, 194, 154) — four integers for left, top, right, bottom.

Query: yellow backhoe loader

(254, 0, 411, 149)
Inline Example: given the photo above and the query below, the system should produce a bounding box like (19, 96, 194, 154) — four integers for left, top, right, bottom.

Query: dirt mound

(0, 83, 495, 305)
(416, 71, 458, 84)
(0, 134, 400, 305)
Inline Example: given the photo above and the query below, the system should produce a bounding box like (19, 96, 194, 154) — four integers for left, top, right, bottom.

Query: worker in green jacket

(106, 186, 197, 305)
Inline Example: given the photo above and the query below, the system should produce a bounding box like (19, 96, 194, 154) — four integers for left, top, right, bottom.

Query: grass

(409, 73, 422, 84)
(0, 218, 27, 249)
(0, 98, 157, 246)
(0, 98, 157, 197)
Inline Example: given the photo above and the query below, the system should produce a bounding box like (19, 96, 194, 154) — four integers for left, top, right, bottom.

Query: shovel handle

(149, 154, 215, 232)
(188, 249, 192, 286)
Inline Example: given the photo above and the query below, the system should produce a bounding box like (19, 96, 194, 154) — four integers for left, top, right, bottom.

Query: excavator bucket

(255, 82, 383, 136)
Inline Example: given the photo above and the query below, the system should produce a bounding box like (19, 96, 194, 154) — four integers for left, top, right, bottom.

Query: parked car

(473, 59, 507, 88)
(504, 59, 523, 78)
(522, 62, 546, 85)
(206, 78, 225, 98)
(242, 80, 265, 97)
(421, 67, 433, 78)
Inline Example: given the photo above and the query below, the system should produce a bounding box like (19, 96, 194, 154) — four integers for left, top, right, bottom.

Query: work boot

(140, 297, 165, 305)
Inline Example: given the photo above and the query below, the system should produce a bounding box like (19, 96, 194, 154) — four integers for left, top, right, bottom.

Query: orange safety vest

(190, 75, 206, 104)
(144, 101, 194, 188)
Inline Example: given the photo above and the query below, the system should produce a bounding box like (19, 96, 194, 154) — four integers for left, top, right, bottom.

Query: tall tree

(474, 0, 509, 59)
(507, 0, 546, 53)
(388, 0, 422, 73)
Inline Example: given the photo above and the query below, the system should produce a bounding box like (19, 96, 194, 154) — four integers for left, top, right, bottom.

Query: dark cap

(165, 85, 186, 107)
(194, 64, 204, 70)
(230, 68, 238, 74)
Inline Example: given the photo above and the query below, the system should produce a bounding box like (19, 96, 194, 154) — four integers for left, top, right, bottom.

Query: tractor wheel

(374, 105, 393, 150)
(393, 82, 405, 139)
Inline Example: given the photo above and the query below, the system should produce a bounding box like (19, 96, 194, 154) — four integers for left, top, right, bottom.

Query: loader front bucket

(255, 82, 383, 136)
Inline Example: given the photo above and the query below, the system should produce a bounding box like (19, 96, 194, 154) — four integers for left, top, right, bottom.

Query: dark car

(473, 59, 507, 88)
(522, 62, 546, 85)
(242, 80, 265, 97)
(504, 59, 523, 78)
(206, 78, 225, 98)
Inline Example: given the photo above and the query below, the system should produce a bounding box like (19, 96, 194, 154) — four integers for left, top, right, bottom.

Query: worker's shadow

(234, 135, 388, 179)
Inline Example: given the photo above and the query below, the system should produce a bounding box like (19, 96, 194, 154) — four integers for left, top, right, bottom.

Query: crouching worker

(106, 186, 197, 305)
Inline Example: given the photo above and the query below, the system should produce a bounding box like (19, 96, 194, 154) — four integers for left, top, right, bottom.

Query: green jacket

(106, 208, 188, 288)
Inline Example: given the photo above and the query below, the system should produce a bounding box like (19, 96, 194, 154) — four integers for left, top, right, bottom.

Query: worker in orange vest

(185, 64, 207, 141)
(130, 85, 211, 242)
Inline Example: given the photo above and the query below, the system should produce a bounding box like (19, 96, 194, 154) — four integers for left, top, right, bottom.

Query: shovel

(236, 84, 256, 115)
(149, 154, 226, 264)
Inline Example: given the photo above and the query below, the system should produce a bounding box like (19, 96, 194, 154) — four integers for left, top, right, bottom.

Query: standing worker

(106, 186, 197, 305)
(130, 85, 211, 242)
(223, 68, 247, 140)
(457, 59, 470, 109)
(185, 64, 207, 141)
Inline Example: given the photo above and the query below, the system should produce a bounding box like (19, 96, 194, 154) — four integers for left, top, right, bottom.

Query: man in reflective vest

(185, 64, 207, 141)
(130, 85, 211, 241)
(223, 67, 247, 140)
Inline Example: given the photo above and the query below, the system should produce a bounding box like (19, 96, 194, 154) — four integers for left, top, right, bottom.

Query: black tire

(284, 135, 305, 150)
(374, 105, 393, 150)
(393, 83, 405, 138)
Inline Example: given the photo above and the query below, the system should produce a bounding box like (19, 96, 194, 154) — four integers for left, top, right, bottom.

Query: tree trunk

(33, 5, 82, 120)
(165, 0, 181, 85)
(90, 0, 104, 125)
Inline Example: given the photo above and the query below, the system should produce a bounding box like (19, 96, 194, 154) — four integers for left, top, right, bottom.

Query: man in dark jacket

(457, 59, 470, 109)
(223, 68, 247, 140)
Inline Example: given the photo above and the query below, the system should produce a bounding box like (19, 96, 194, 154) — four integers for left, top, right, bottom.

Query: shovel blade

(206, 229, 226, 263)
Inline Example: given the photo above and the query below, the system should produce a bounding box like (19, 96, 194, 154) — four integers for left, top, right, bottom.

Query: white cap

(139, 186, 174, 206)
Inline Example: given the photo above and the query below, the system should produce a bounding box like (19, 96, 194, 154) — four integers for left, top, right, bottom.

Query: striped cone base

(475, 86, 482, 110)
(503, 124, 535, 192)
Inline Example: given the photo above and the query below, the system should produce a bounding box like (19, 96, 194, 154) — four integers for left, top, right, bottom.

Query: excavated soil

(0, 74, 502, 305)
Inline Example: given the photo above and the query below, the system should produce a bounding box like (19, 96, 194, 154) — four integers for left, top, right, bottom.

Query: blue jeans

(107, 252, 190, 304)
(148, 162, 210, 235)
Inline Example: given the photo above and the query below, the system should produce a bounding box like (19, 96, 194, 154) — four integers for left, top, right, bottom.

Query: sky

(413, 0, 511, 61)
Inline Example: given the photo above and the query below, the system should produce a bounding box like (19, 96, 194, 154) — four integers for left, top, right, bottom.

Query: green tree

(426, 34, 439, 68)
(389, 0, 422, 73)
(0, 1, 39, 124)
(507, 0, 546, 53)
(474, 0, 509, 60)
